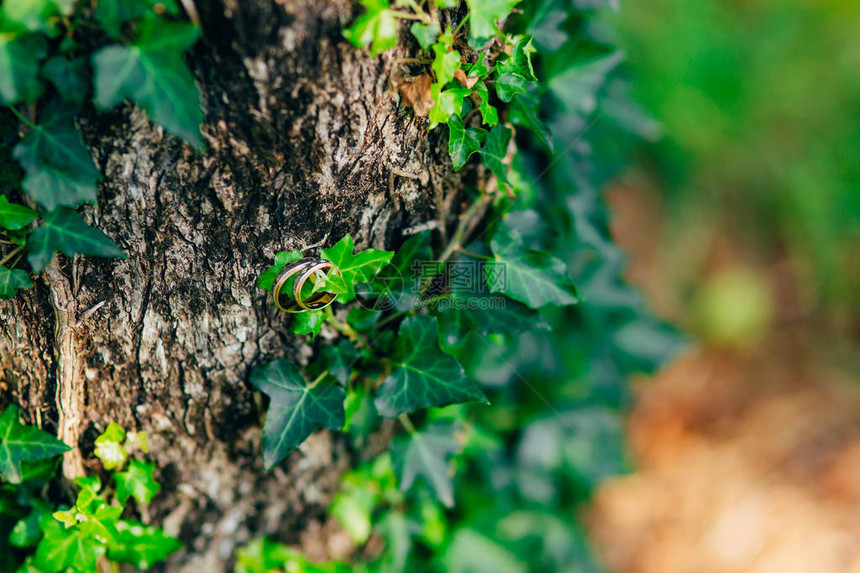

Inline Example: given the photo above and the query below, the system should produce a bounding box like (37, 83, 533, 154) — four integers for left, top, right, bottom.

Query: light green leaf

(114, 460, 161, 505)
(496, 36, 537, 82)
(13, 100, 101, 211)
(447, 114, 486, 171)
(488, 226, 578, 308)
(480, 124, 512, 187)
(292, 310, 325, 339)
(34, 520, 104, 572)
(108, 520, 182, 570)
(0, 33, 46, 104)
(93, 19, 203, 147)
(94, 422, 127, 471)
(0, 0, 75, 34)
(410, 22, 439, 51)
(342, 0, 399, 57)
(467, 52, 491, 79)
(431, 42, 460, 87)
(256, 250, 303, 290)
(0, 191, 34, 231)
(0, 265, 31, 299)
(429, 85, 470, 130)
(475, 82, 499, 126)
(390, 421, 462, 507)
(320, 234, 394, 302)
(0, 405, 69, 483)
(465, 0, 520, 40)
(26, 207, 126, 273)
(249, 359, 346, 469)
(374, 315, 487, 418)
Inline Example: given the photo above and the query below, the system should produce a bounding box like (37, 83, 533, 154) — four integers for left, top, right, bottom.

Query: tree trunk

(0, 1, 462, 569)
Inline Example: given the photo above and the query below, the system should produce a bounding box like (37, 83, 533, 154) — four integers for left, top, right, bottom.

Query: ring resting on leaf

(272, 258, 340, 313)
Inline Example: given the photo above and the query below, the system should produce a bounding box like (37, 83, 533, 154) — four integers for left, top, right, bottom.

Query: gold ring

(273, 259, 317, 313)
(292, 260, 340, 311)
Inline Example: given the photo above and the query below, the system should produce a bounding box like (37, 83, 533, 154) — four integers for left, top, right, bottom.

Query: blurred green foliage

(616, 0, 860, 327)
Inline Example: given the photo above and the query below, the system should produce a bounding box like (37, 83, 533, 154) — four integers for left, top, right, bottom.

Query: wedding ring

(292, 260, 340, 311)
(273, 259, 316, 313)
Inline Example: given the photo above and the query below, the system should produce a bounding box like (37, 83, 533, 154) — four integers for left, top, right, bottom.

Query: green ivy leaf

(35, 520, 104, 572)
(0, 405, 69, 483)
(435, 291, 548, 351)
(480, 124, 512, 187)
(0, 265, 31, 299)
(496, 36, 537, 82)
(494, 73, 527, 102)
(316, 339, 359, 386)
(475, 82, 499, 126)
(410, 22, 440, 50)
(0, 195, 36, 231)
(447, 114, 487, 171)
(465, 0, 520, 40)
(509, 92, 552, 150)
(374, 315, 487, 418)
(108, 520, 182, 570)
(93, 19, 203, 147)
(249, 359, 346, 469)
(42, 57, 89, 104)
(9, 510, 42, 548)
(547, 51, 624, 116)
(431, 42, 461, 87)
(321, 234, 394, 302)
(114, 459, 161, 505)
(0, 0, 75, 35)
(292, 310, 324, 339)
(429, 85, 470, 130)
(95, 0, 181, 39)
(488, 227, 578, 308)
(94, 422, 127, 471)
(27, 207, 126, 273)
(256, 250, 303, 290)
(390, 421, 462, 507)
(467, 52, 492, 79)
(342, 0, 399, 57)
(13, 100, 101, 211)
(0, 33, 46, 104)
(377, 230, 432, 312)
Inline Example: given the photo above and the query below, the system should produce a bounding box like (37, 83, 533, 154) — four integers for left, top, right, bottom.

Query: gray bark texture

(0, 0, 466, 569)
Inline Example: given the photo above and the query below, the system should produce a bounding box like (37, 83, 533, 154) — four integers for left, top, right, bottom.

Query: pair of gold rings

(273, 258, 341, 313)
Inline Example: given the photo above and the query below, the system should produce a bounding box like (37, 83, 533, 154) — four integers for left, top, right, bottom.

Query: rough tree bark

(0, 1, 465, 569)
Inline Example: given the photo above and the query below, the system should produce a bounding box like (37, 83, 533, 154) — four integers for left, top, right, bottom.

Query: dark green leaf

(249, 359, 346, 469)
(494, 73, 527, 102)
(0, 34, 45, 104)
(9, 511, 42, 548)
(510, 92, 552, 150)
(0, 266, 31, 299)
(108, 520, 182, 570)
(93, 19, 203, 147)
(0, 195, 37, 231)
(374, 315, 487, 418)
(480, 124, 512, 187)
(41, 57, 89, 104)
(321, 234, 394, 302)
(496, 36, 537, 82)
(95, 0, 181, 39)
(342, 0, 399, 57)
(114, 459, 161, 505)
(488, 226, 578, 308)
(13, 100, 101, 211)
(0, 406, 69, 483)
(410, 22, 440, 50)
(548, 51, 624, 115)
(390, 421, 462, 507)
(27, 207, 126, 273)
(447, 114, 487, 171)
(465, 0, 521, 40)
(316, 339, 359, 385)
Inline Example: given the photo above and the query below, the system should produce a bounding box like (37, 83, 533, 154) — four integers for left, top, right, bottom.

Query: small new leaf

(0, 265, 32, 299)
(342, 0, 399, 57)
(488, 227, 578, 308)
(410, 22, 439, 51)
(374, 315, 488, 418)
(27, 207, 126, 273)
(250, 359, 346, 469)
(429, 85, 470, 130)
(447, 114, 486, 171)
(321, 234, 394, 302)
(93, 19, 203, 147)
(431, 42, 461, 87)
(390, 421, 463, 507)
(0, 405, 70, 484)
(94, 422, 127, 471)
(114, 459, 161, 505)
(0, 195, 37, 230)
(256, 250, 303, 290)
(475, 82, 499, 126)
(13, 100, 101, 210)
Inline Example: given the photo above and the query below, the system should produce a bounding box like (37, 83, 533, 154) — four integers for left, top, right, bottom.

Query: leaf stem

(6, 106, 37, 129)
(398, 413, 417, 433)
(0, 247, 22, 267)
(453, 13, 470, 37)
(455, 246, 493, 261)
(308, 370, 330, 388)
(392, 11, 431, 24)
(324, 306, 367, 346)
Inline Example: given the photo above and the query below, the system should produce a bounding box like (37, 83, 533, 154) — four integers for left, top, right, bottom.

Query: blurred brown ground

(587, 181, 860, 573)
